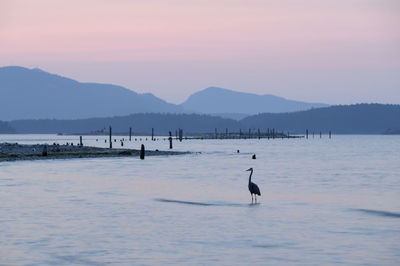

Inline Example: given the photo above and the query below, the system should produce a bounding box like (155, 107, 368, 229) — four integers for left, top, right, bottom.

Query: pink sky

(1, 0, 399, 104)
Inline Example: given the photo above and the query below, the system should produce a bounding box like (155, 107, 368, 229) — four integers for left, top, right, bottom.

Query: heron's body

(247, 168, 261, 202)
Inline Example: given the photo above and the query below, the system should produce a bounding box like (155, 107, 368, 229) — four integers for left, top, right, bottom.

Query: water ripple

(353, 209, 400, 218)
(154, 198, 258, 207)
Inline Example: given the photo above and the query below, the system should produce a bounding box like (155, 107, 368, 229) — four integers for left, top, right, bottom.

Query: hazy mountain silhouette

(180, 87, 328, 114)
(0, 66, 182, 120)
(241, 104, 400, 134)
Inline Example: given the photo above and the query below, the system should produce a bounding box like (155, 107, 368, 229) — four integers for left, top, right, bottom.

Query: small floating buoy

(252, 154, 256, 159)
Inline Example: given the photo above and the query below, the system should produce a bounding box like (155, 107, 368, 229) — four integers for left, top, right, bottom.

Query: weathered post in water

(79, 136, 83, 146)
(215, 128, 218, 139)
(258, 128, 260, 139)
(152, 128, 154, 141)
(179, 129, 183, 142)
(329, 131, 332, 139)
(169, 131, 173, 149)
(140, 144, 145, 159)
(109, 126, 112, 149)
(306, 129, 309, 139)
(248, 128, 251, 139)
(42, 145, 48, 156)
(129, 127, 132, 141)
(226, 128, 228, 139)
(320, 131, 322, 138)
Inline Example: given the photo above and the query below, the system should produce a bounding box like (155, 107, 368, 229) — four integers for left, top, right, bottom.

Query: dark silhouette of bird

(252, 154, 256, 159)
(246, 168, 261, 202)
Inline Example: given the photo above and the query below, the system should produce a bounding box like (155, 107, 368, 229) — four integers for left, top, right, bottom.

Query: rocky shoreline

(0, 143, 188, 162)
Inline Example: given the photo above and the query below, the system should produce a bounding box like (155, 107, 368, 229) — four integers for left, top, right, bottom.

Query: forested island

(1, 104, 399, 135)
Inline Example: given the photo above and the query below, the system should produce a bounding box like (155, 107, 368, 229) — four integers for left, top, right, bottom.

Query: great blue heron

(246, 168, 261, 202)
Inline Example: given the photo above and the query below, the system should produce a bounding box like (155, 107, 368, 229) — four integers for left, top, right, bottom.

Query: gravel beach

(0, 142, 187, 162)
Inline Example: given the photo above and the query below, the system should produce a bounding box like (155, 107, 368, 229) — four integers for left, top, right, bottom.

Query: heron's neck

(248, 170, 253, 185)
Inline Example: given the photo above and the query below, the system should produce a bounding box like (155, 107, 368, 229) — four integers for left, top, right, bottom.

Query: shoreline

(0, 143, 189, 162)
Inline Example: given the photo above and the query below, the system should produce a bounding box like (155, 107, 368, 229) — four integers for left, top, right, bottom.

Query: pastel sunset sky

(1, 0, 399, 104)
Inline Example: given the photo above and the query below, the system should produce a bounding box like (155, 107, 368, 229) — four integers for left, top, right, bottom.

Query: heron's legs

(251, 194, 253, 202)
(255, 195, 257, 202)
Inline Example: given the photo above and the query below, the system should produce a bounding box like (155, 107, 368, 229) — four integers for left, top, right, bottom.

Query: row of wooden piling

(79, 126, 333, 146)
(305, 129, 332, 139)
(74, 126, 333, 155)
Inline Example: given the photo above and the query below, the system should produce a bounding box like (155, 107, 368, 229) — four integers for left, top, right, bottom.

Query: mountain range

(0, 66, 328, 120)
(0, 66, 182, 121)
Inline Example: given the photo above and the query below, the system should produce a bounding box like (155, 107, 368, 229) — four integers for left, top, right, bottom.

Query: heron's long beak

(246, 168, 251, 171)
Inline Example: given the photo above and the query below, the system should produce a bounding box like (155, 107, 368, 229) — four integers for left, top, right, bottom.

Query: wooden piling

(140, 144, 145, 159)
(129, 127, 132, 141)
(258, 128, 260, 139)
(320, 131, 322, 138)
(306, 129, 309, 139)
(329, 131, 332, 139)
(152, 128, 154, 141)
(109, 126, 112, 149)
(169, 131, 173, 149)
(179, 129, 183, 142)
(215, 128, 218, 139)
(42, 145, 47, 156)
(79, 136, 83, 146)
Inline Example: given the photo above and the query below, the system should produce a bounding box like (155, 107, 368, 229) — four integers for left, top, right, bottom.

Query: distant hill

(241, 104, 400, 134)
(180, 87, 328, 114)
(9, 113, 241, 135)
(0, 66, 182, 120)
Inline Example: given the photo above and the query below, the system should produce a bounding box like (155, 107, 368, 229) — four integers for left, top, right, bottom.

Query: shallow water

(1, 134, 400, 265)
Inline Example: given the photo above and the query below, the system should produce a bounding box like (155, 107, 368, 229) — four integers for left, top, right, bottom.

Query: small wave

(353, 209, 400, 218)
(155, 198, 254, 207)
(253, 244, 281, 249)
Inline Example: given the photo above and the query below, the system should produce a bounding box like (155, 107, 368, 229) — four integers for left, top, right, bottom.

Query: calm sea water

(1, 134, 399, 265)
